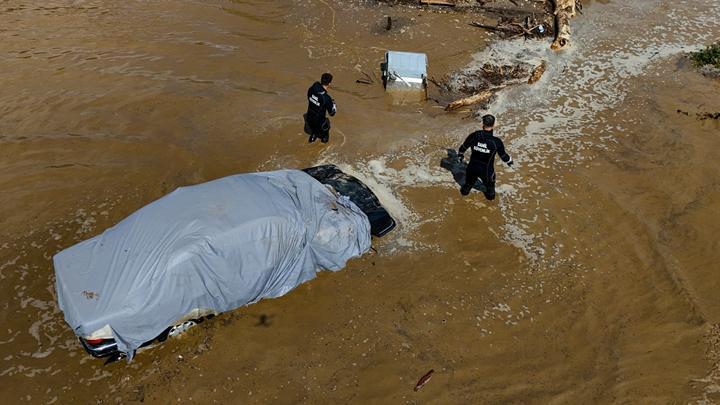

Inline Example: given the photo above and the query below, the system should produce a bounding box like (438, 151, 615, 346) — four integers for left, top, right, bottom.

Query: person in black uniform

(305, 73, 337, 143)
(457, 114, 513, 200)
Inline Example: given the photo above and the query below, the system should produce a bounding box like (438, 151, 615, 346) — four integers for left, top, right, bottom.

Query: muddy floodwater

(1, 0, 720, 403)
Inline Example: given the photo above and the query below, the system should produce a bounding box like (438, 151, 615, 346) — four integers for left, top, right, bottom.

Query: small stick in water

(414, 369, 434, 391)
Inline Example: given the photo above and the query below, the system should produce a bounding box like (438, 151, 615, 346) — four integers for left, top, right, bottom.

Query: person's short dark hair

(321, 73, 333, 86)
(482, 114, 495, 128)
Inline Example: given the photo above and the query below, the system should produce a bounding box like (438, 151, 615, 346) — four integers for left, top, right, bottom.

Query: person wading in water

(305, 73, 337, 143)
(457, 114, 513, 200)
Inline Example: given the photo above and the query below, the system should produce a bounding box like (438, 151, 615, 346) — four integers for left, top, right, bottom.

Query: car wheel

(168, 320, 197, 337)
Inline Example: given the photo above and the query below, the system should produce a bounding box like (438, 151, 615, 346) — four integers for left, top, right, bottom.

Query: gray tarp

(54, 170, 371, 357)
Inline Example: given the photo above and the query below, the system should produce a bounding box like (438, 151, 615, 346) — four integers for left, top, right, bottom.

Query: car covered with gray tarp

(54, 169, 377, 359)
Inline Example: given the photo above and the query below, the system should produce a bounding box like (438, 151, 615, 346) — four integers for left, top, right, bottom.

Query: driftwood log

(420, 0, 456, 6)
(528, 61, 546, 84)
(469, 21, 519, 34)
(551, 0, 577, 50)
(446, 90, 494, 111)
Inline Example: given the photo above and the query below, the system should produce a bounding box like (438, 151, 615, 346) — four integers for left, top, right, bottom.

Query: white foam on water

(30, 348, 53, 359)
(85, 369, 112, 383)
(314, 151, 461, 251)
(0, 197, 126, 381)
(321, 157, 416, 232)
(0, 330, 21, 345)
(28, 311, 54, 345)
(397, 162, 448, 186)
(0, 255, 21, 280)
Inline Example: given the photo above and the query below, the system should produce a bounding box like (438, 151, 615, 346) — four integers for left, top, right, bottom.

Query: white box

(381, 51, 428, 96)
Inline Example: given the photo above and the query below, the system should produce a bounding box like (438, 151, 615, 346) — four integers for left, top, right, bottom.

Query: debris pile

(447, 63, 532, 94)
(698, 112, 720, 121)
(469, 18, 554, 40)
(434, 60, 545, 112)
(676, 109, 720, 121)
(378, 0, 580, 49)
(365, 0, 580, 112)
(467, 0, 555, 41)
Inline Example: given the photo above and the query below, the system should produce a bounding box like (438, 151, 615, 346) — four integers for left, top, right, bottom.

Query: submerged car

(54, 166, 395, 362)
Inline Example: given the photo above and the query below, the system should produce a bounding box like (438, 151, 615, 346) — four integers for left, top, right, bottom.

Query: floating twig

(420, 0, 456, 6)
(356, 71, 375, 85)
(469, 21, 519, 34)
(528, 61, 547, 84)
(414, 369, 434, 392)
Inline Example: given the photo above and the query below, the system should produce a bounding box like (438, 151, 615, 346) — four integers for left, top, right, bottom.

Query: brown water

(1, 0, 720, 403)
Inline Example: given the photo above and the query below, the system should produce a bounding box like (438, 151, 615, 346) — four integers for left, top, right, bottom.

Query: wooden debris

(356, 71, 375, 85)
(446, 90, 495, 111)
(414, 369, 435, 391)
(474, 4, 545, 18)
(511, 23, 544, 39)
(420, 0, 456, 6)
(427, 76, 448, 91)
(470, 18, 550, 40)
(528, 61, 546, 83)
(698, 112, 720, 120)
(469, 1, 577, 49)
(677, 109, 720, 120)
(469, 21, 519, 34)
(444, 58, 547, 113)
(551, 0, 577, 50)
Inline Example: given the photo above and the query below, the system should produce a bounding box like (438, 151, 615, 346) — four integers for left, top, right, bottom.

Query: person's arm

(325, 95, 337, 117)
(496, 139, 513, 166)
(457, 132, 475, 160)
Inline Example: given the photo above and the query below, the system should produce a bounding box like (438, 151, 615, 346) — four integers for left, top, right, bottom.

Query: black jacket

(459, 129, 512, 171)
(306, 82, 336, 123)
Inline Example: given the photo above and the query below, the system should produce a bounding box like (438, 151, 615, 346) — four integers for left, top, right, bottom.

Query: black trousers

(307, 116, 330, 143)
(461, 163, 495, 200)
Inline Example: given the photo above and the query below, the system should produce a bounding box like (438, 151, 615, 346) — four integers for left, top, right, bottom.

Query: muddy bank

(1, 0, 720, 403)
